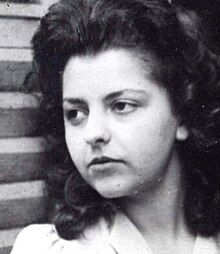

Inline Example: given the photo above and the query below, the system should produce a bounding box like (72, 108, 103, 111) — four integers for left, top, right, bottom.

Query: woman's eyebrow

(104, 89, 147, 102)
(63, 89, 147, 105)
(63, 97, 87, 105)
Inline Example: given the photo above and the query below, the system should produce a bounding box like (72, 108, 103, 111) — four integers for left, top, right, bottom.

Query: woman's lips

(88, 156, 123, 168)
(87, 157, 125, 177)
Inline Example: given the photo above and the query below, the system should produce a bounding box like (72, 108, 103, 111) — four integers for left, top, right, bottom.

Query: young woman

(11, 0, 220, 253)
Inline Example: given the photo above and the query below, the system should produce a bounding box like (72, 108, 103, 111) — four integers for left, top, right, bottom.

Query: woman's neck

(118, 150, 195, 254)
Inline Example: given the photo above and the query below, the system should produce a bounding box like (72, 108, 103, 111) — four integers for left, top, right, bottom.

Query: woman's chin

(92, 180, 135, 199)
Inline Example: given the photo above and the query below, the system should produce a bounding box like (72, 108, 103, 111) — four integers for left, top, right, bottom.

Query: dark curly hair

(32, 0, 220, 240)
(173, 0, 220, 55)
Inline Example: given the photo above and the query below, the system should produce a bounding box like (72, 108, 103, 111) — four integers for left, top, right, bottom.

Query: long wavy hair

(173, 0, 220, 55)
(32, 0, 220, 240)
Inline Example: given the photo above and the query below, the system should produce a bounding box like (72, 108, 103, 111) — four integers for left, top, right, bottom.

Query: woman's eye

(65, 109, 87, 125)
(112, 101, 137, 114)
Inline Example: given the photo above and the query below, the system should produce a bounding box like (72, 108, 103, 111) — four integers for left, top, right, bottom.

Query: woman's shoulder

(10, 219, 114, 254)
(14, 223, 56, 238)
(10, 223, 90, 254)
(10, 224, 62, 254)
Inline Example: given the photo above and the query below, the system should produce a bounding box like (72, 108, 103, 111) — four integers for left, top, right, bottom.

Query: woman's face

(63, 49, 184, 198)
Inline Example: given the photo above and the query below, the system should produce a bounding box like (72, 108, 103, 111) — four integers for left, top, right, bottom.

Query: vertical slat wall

(0, 1, 56, 253)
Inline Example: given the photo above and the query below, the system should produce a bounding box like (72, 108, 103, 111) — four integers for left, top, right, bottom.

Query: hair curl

(32, 0, 220, 239)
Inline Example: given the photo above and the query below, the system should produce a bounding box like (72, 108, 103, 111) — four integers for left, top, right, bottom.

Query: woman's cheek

(65, 129, 85, 161)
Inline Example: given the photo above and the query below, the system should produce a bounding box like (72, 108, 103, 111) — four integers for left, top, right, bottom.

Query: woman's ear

(176, 123, 189, 141)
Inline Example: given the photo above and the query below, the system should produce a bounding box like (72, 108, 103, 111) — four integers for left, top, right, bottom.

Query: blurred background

(0, 0, 220, 253)
(0, 1, 56, 253)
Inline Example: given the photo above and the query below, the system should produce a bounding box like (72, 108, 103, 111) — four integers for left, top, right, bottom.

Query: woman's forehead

(62, 48, 158, 97)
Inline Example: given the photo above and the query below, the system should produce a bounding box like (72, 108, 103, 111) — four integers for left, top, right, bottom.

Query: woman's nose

(84, 111, 111, 147)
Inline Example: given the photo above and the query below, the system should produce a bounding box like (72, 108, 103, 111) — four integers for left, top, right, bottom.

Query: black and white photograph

(0, 0, 220, 253)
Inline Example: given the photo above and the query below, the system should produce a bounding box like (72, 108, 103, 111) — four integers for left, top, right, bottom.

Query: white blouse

(11, 212, 219, 254)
